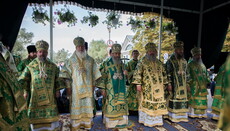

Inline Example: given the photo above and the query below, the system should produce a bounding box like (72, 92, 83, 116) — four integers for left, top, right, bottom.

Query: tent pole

(203, 1, 230, 14)
(197, 0, 204, 47)
(49, 0, 53, 60)
(158, 0, 164, 59)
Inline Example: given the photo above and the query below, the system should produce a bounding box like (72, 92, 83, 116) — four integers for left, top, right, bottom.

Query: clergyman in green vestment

(97, 43, 129, 128)
(98, 48, 112, 118)
(17, 45, 37, 106)
(217, 55, 230, 131)
(0, 51, 30, 130)
(18, 40, 61, 131)
(13, 55, 22, 68)
(132, 43, 168, 127)
(59, 37, 101, 130)
(165, 41, 189, 122)
(187, 47, 210, 118)
(211, 61, 227, 120)
(125, 50, 139, 114)
(0, 42, 18, 74)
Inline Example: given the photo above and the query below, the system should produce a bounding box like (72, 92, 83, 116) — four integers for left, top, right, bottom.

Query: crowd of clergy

(0, 36, 229, 131)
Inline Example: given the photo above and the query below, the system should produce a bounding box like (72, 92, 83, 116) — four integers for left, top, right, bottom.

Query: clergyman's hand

(123, 70, 128, 76)
(167, 85, 172, 91)
(137, 85, 142, 92)
(23, 93, 28, 100)
(101, 89, 106, 98)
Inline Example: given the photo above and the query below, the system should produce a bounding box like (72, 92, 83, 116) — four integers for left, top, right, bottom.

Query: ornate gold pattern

(30, 117, 59, 124)
(139, 121, 163, 127)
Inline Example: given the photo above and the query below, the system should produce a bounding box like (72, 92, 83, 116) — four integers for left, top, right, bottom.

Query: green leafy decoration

(102, 11, 122, 29)
(81, 12, 99, 27)
(162, 22, 178, 35)
(144, 17, 158, 30)
(127, 16, 143, 32)
(132, 13, 176, 61)
(55, 5, 77, 27)
(32, 7, 50, 25)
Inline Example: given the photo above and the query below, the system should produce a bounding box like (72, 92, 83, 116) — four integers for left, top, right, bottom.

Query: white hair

(76, 50, 87, 59)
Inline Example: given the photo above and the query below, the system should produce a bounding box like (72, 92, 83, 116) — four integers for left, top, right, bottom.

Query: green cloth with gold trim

(17, 58, 35, 106)
(13, 55, 21, 67)
(211, 62, 227, 115)
(99, 57, 111, 71)
(125, 59, 139, 111)
(0, 54, 30, 131)
(97, 57, 128, 119)
(18, 58, 60, 124)
(17, 58, 33, 73)
(187, 59, 210, 115)
(165, 54, 189, 115)
(132, 56, 168, 116)
(98, 57, 111, 114)
(218, 55, 230, 131)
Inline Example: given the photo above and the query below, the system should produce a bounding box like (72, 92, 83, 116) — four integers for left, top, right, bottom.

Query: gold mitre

(73, 37, 85, 46)
(191, 47, 202, 56)
(173, 41, 184, 49)
(111, 44, 122, 53)
(35, 40, 49, 51)
(145, 42, 157, 52)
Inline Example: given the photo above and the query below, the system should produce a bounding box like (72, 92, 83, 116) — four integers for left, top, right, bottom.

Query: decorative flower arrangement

(55, 6, 77, 27)
(32, 7, 50, 25)
(81, 12, 99, 27)
(103, 11, 122, 29)
(144, 18, 157, 29)
(127, 16, 143, 31)
(163, 22, 178, 35)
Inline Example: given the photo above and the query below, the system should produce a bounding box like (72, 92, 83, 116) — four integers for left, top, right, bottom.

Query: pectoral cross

(113, 73, 123, 80)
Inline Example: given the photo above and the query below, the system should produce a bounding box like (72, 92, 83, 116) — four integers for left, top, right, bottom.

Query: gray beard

(76, 51, 87, 59)
(194, 58, 203, 64)
(112, 57, 121, 65)
(38, 57, 46, 63)
(146, 54, 157, 62)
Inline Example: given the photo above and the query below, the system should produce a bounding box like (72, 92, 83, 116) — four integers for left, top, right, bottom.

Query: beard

(146, 54, 157, 62)
(29, 55, 36, 59)
(175, 53, 184, 59)
(194, 58, 203, 64)
(112, 57, 121, 65)
(38, 56, 46, 62)
(76, 50, 87, 59)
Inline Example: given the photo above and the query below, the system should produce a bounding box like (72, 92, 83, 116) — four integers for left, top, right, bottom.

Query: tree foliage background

(12, 28, 71, 64)
(88, 39, 108, 64)
(12, 28, 34, 59)
(131, 13, 177, 61)
(53, 48, 71, 64)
